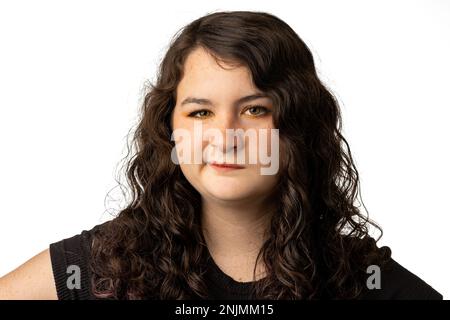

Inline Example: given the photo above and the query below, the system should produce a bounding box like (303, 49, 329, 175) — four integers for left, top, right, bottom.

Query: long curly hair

(89, 10, 391, 300)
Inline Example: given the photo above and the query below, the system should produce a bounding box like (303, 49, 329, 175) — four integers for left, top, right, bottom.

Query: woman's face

(171, 47, 279, 204)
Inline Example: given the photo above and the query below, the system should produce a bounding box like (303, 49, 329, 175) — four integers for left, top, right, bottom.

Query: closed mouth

(208, 162, 245, 169)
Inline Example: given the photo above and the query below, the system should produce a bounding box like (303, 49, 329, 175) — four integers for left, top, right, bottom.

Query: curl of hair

(89, 11, 391, 300)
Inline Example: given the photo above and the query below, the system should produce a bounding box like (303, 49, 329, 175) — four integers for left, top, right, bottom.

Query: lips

(208, 161, 245, 169)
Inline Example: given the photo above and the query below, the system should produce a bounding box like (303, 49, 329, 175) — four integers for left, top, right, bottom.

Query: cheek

(179, 163, 204, 193)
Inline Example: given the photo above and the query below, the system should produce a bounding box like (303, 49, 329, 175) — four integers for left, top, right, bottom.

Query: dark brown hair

(89, 10, 391, 299)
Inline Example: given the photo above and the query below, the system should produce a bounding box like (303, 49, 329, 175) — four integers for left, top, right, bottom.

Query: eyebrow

(180, 93, 268, 108)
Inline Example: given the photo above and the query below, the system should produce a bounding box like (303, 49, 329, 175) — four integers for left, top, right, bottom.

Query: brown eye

(188, 109, 212, 118)
(244, 106, 269, 117)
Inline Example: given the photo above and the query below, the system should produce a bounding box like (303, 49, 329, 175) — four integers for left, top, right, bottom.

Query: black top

(49, 223, 443, 300)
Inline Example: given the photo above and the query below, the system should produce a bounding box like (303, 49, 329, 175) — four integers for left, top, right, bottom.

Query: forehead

(177, 47, 258, 99)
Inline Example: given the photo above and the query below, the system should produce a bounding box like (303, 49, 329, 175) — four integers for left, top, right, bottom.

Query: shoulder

(359, 254, 443, 300)
(0, 248, 57, 299)
(49, 220, 110, 300)
(0, 222, 109, 300)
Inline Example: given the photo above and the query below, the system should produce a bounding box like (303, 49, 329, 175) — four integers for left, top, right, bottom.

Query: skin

(171, 47, 280, 282)
(0, 248, 57, 299)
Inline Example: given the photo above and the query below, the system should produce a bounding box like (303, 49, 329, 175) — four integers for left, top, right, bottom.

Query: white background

(0, 0, 449, 298)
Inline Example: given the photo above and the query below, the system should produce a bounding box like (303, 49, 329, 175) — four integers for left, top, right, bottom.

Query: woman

(0, 10, 442, 300)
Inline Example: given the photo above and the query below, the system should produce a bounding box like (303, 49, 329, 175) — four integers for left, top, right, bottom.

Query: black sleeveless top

(49, 222, 443, 300)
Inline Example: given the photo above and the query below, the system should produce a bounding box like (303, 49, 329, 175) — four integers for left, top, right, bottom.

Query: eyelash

(187, 106, 270, 118)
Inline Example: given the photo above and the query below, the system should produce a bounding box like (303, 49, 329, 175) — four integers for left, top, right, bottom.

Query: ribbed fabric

(48, 222, 443, 300)
(49, 226, 100, 300)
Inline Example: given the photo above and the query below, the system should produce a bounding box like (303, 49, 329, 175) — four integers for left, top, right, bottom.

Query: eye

(187, 109, 212, 118)
(243, 106, 270, 117)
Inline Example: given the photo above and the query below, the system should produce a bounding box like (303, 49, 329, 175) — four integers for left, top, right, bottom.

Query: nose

(205, 112, 244, 155)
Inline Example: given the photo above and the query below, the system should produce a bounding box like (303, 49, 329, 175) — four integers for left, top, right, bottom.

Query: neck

(201, 195, 275, 280)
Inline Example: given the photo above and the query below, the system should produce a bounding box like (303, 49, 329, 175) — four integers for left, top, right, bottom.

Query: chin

(203, 180, 255, 202)
(207, 189, 254, 202)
